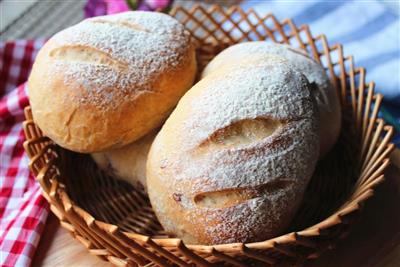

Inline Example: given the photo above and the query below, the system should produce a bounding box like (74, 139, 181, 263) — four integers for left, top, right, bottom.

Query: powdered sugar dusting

(45, 11, 192, 109)
(147, 57, 320, 244)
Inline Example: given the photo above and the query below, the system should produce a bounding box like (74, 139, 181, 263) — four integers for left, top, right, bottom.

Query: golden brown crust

(147, 56, 320, 245)
(28, 11, 196, 152)
(91, 129, 157, 190)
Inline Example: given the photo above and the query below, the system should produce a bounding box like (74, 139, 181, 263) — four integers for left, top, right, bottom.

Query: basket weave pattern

(23, 5, 394, 266)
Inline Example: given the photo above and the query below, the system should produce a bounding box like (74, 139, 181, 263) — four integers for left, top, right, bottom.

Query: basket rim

(22, 3, 395, 262)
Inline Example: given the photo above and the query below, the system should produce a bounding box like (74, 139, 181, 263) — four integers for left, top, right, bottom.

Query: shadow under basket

(23, 5, 395, 267)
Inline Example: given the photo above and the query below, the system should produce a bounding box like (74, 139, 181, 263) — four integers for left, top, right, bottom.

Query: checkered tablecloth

(0, 40, 49, 267)
(0, 2, 174, 266)
(0, 1, 399, 266)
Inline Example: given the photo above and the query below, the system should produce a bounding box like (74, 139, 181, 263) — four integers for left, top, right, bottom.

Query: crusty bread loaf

(91, 130, 156, 190)
(202, 42, 340, 156)
(28, 11, 196, 153)
(147, 56, 320, 245)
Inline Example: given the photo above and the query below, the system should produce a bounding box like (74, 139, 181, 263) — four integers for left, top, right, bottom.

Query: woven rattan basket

(23, 5, 394, 266)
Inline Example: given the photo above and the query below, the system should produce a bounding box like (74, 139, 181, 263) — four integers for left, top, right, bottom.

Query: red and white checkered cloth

(0, 40, 50, 267)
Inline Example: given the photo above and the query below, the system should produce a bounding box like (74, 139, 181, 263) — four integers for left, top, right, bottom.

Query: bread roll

(202, 42, 340, 156)
(147, 56, 319, 245)
(28, 11, 196, 153)
(91, 130, 156, 190)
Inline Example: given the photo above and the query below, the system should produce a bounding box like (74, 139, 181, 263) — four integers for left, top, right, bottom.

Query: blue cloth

(241, 0, 400, 145)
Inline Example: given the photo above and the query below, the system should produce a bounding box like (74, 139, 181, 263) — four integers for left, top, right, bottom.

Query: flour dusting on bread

(28, 11, 196, 152)
(147, 56, 320, 245)
(46, 11, 193, 108)
(201, 41, 341, 156)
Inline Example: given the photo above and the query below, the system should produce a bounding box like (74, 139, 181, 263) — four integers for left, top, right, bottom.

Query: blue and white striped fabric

(241, 0, 400, 145)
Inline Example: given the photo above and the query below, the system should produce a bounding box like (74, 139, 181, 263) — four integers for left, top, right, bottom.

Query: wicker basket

(23, 5, 394, 266)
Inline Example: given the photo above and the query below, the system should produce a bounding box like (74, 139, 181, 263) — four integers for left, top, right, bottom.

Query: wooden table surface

(32, 150, 400, 267)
